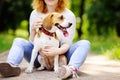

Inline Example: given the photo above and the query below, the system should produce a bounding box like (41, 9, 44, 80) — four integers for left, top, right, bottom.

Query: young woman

(0, 0, 90, 79)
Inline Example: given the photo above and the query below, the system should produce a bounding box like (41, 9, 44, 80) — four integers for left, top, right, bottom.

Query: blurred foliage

(0, 33, 14, 53)
(78, 32, 120, 61)
(1, 0, 120, 37)
(86, 0, 120, 36)
(71, 0, 85, 37)
(0, 0, 32, 32)
(70, 0, 81, 17)
(104, 46, 120, 60)
(0, 29, 29, 53)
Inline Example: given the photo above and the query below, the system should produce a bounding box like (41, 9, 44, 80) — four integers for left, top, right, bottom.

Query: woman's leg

(58, 40, 90, 79)
(0, 38, 31, 77)
(0, 38, 40, 77)
(6, 38, 31, 66)
(67, 40, 90, 69)
(6, 38, 40, 68)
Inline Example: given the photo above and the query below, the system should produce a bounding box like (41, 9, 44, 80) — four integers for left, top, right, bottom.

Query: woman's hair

(31, 0, 68, 13)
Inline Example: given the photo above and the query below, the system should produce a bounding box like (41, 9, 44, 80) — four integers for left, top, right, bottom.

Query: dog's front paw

(37, 66, 45, 71)
(25, 66, 33, 73)
(54, 68, 59, 73)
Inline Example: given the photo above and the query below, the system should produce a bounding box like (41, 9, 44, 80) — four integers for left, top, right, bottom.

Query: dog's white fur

(25, 12, 71, 73)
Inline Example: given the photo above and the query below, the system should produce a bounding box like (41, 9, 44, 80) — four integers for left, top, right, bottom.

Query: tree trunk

(116, 22, 120, 37)
(77, 0, 85, 37)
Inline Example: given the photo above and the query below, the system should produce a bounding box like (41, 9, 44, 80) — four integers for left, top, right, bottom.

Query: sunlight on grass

(0, 29, 29, 53)
(0, 33, 14, 53)
(88, 35, 120, 61)
(89, 35, 116, 53)
(15, 29, 29, 38)
(104, 45, 120, 60)
(20, 20, 28, 30)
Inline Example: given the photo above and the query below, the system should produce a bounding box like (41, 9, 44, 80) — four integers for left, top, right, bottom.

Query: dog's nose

(69, 23, 72, 27)
(39, 27, 42, 30)
(55, 23, 59, 26)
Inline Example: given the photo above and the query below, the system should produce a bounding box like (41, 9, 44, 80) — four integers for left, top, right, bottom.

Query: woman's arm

(29, 10, 43, 43)
(29, 28, 36, 43)
(41, 42, 70, 56)
(58, 43, 70, 55)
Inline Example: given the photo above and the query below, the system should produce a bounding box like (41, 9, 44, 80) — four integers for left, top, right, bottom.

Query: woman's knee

(77, 40, 90, 47)
(13, 38, 27, 46)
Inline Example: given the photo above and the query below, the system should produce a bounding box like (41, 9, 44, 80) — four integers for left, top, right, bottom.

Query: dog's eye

(59, 15, 64, 20)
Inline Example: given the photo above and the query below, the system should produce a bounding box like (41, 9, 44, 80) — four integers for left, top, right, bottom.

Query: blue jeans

(7, 38, 90, 70)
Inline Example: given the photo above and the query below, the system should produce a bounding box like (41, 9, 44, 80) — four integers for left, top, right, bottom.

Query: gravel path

(0, 51, 120, 80)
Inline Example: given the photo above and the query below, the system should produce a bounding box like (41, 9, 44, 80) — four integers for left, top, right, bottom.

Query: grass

(89, 35, 120, 54)
(84, 35, 120, 61)
(0, 33, 14, 53)
(0, 29, 29, 53)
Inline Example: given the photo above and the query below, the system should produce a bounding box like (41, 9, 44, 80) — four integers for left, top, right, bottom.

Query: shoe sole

(0, 62, 21, 77)
(58, 66, 66, 78)
(58, 66, 72, 79)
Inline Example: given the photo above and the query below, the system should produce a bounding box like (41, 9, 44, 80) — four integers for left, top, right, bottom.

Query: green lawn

(73, 32, 120, 61)
(87, 35, 120, 60)
(0, 33, 14, 53)
(0, 29, 29, 53)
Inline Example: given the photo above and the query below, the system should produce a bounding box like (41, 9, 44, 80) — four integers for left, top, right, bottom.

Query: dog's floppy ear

(42, 14, 54, 30)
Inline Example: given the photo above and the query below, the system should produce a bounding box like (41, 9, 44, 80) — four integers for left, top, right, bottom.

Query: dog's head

(42, 12, 72, 37)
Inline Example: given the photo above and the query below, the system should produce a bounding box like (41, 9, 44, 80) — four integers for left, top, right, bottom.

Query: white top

(29, 8, 76, 46)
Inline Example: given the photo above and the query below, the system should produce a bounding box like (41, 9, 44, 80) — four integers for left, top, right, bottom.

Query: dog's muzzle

(55, 23, 72, 37)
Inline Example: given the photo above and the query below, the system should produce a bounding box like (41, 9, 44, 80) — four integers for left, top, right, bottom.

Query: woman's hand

(30, 17, 43, 42)
(41, 43, 70, 57)
(32, 17, 43, 31)
(41, 46, 60, 57)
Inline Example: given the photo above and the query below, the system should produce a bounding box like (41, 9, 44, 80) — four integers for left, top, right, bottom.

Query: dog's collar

(41, 28, 55, 37)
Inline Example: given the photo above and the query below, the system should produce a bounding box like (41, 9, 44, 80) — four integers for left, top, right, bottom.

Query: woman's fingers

(32, 17, 43, 30)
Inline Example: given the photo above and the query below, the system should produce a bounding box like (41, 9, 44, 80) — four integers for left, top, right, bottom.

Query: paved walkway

(0, 51, 120, 80)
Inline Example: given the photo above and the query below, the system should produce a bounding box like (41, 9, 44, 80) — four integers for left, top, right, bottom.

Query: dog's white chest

(34, 33, 59, 48)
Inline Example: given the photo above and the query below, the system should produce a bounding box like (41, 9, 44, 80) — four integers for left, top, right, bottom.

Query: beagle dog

(25, 12, 72, 73)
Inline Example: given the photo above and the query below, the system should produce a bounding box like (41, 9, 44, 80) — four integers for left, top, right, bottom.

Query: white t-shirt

(29, 8, 76, 46)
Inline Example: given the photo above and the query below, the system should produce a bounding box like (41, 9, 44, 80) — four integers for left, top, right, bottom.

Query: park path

(0, 51, 120, 80)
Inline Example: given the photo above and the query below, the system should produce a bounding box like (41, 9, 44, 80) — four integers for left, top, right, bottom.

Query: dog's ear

(42, 14, 54, 30)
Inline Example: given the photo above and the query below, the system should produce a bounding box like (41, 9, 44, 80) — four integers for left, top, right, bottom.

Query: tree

(86, 0, 120, 36)
(71, 0, 85, 37)
(0, 0, 32, 33)
(79, 0, 86, 37)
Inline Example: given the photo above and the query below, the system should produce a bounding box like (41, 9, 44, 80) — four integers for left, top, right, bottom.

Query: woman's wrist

(57, 43, 70, 55)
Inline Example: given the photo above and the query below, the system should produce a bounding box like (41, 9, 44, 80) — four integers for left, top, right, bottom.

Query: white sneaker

(58, 65, 79, 79)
